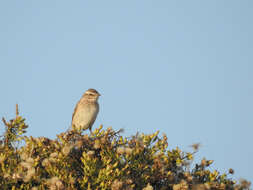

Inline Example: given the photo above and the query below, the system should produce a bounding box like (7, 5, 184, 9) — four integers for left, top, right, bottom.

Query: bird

(71, 88, 100, 132)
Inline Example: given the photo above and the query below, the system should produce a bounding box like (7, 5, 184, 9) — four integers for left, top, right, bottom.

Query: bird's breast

(72, 103, 99, 130)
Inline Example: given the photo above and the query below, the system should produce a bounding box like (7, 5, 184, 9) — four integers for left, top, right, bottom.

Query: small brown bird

(71, 89, 100, 132)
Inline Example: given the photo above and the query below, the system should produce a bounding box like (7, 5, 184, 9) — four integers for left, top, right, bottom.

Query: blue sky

(1, 0, 252, 182)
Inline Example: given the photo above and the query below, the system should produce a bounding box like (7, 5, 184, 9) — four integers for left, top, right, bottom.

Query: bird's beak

(98, 93, 101, 96)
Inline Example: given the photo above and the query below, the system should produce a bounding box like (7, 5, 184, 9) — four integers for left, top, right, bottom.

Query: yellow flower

(117, 147, 125, 155)
(143, 183, 153, 190)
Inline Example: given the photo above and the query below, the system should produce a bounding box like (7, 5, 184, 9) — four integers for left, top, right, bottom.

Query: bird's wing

(71, 100, 80, 125)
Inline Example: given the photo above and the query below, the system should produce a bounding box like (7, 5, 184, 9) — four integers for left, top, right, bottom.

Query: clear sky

(1, 0, 252, 182)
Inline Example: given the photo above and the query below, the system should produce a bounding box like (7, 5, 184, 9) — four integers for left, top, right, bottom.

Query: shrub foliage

(0, 105, 251, 190)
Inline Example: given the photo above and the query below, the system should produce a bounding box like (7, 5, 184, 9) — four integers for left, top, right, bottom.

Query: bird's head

(83, 88, 101, 101)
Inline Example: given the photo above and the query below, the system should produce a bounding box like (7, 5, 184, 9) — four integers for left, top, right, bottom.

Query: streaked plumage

(71, 89, 100, 132)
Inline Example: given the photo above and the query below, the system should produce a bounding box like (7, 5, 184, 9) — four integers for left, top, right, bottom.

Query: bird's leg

(89, 127, 93, 135)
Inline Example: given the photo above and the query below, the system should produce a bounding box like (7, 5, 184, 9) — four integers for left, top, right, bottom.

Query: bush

(0, 105, 251, 190)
